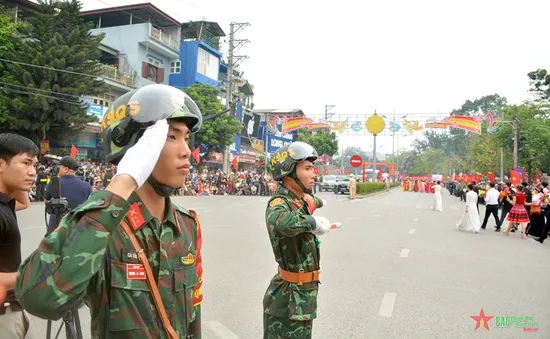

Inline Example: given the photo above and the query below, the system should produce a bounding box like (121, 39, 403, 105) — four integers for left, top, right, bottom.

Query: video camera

(42, 154, 70, 226)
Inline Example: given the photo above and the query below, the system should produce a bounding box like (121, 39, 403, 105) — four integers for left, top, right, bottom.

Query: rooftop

(254, 109, 305, 117)
(80, 2, 180, 28)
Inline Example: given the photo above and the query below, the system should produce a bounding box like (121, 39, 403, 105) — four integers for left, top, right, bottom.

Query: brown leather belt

(278, 267, 320, 285)
(0, 301, 23, 315)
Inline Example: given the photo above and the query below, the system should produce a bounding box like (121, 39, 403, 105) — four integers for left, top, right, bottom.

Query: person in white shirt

(481, 182, 500, 229)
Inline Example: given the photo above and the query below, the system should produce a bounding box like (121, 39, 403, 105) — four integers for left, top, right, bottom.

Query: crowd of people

(447, 180, 550, 243)
(30, 158, 279, 200)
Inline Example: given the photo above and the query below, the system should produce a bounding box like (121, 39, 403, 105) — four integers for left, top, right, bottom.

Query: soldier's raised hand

(114, 119, 168, 188)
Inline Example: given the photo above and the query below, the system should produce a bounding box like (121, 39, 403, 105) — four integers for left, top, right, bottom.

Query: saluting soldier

(16, 85, 204, 339)
(263, 141, 331, 339)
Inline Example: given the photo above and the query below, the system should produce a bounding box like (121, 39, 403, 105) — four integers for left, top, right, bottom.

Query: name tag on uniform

(121, 250, 139, 263)
(126, 264, 146, 280)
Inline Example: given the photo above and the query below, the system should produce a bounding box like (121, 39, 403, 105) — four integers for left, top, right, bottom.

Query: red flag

(474, 172, 482, 182)
(70, 144, 78, 157)
(258, 161, 263, 168)
(488, 172, 495, 182)
(231, 157, 238, 169)
(467, 174, 473, 183)
(345, 169, 351, 175)
(510, 170, 521, 186)
(191, 148, 200, 164)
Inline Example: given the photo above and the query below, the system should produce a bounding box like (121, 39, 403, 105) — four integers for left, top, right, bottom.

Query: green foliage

(528, 69, 550, 101)
(407, 94, 510, 175)
(356, 181, 400, 194)
(297, 129, 339, 157)
(0, 0, 104, 143)
(184, 83, 241, 152)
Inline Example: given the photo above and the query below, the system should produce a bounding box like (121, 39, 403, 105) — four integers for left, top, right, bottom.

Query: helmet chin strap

(291, 171, 312, 194)
(146, 175, 176, 197)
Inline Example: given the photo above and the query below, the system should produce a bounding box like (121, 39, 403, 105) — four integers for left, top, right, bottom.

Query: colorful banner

(424, 113, 502, 134)
(267, 117, 330, 134)
(263, 112, 503, 135)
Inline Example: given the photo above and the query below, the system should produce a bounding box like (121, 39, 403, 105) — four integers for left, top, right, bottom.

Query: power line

(0, 86, 87, 106)
(0, 58, 100, 79)
(0, 81, 82, 99)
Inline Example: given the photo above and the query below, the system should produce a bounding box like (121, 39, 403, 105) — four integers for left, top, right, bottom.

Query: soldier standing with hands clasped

(16, 85, 204, 339)
(263, 141, 332, 339)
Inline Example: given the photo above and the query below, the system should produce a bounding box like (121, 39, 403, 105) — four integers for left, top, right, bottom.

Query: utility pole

(513, 107, 519, 169)
(325, 105, 336, 121)
(391, 108, 395, 178)
(222, 22, 250, 174)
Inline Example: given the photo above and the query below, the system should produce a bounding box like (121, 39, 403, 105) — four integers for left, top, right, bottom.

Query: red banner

(474, 172, 482, 182)
(510, 170, 521, 186)
(488, 172, 495, 182)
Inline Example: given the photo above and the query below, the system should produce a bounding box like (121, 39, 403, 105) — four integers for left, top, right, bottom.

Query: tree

(297, 129, 339, 157)
(184, 83, 241, 153)
(0, 0, 104, 143)
(0, 10, 20, 122)
(528, 69, 550, 101)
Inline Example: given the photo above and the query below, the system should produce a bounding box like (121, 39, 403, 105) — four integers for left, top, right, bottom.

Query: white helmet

(350, 174, 355, 178)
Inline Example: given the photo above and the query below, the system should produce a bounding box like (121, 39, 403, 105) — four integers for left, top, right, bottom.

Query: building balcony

(149, 25, 179, 52)
(97, 64, 136, 88)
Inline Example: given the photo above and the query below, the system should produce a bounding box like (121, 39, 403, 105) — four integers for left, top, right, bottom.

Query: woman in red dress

(504, 184, 530, 239)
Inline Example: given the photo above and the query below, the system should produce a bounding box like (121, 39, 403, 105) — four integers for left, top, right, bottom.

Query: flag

(510, 170, 521, 186)
(231, 156, 238, 169)
(474, 172, 482, 182)
(70, 144, 78, 157)
(191, 148, 200, 164)
(488, 172, 495, 182)
(258, 161, 263, 168)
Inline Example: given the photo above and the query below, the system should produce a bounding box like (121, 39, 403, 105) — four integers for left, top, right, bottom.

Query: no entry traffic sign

(350, 155, 362, 168)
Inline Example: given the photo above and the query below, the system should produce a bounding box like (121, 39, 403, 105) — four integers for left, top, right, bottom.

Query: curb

(353, 186, 401, 199)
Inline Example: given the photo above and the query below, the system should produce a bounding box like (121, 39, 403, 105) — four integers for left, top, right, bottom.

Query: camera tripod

(45, 195, 84, 339)
(46, 304, 83, 339)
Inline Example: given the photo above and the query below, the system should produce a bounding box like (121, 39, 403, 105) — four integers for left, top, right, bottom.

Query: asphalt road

(16, 188, 550, 339)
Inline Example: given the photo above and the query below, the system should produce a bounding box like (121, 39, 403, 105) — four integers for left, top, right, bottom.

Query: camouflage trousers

(263, 314, 313, 339)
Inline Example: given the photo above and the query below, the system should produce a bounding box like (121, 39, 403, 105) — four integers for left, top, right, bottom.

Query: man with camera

(44, 156, 92, 234)
(0, 133, 38, 339)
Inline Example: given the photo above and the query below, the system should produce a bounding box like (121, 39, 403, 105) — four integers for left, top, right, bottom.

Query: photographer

(0, 133, 39, 339)
(44, 156, 92, 234)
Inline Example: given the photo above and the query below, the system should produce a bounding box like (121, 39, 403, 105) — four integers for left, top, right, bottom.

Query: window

(93, 93, 115, 107)
(141, 62, 165, 83)
(197, 48, 218, 79)
(170, 61, 181, 74)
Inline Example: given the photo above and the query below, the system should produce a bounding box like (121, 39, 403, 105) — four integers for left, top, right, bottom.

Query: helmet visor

(129, 85, 191, 123)
(288, 142, 317, 161)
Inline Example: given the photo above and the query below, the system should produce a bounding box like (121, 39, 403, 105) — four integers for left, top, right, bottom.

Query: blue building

(81, 3, 181, 87)
(169, 21, 225, 89)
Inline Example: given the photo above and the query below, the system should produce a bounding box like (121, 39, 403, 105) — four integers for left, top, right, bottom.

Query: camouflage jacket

(16, 190, 203, 339)
(263, 185, 324, 321)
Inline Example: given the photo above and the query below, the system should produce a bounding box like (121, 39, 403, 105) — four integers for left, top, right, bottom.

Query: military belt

(0, 301, 23, 315)
(278, 267, 320, 286)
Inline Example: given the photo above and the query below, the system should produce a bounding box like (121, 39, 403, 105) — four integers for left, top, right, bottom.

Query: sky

(79, 0, 550, 155)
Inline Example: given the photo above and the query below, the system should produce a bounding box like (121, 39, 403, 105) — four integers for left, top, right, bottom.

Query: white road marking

(378, 292, 397, 317)
(409, 229, 416, 234)
(346, 217, 361, 220)
(372, 214, 381, 217)
(204, 320, 241, 339)
(413, 217, 418, 222)
(400, 248, 410, 258)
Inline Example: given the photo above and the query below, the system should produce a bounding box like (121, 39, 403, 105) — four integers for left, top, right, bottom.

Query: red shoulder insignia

(127, 202, 145, 231)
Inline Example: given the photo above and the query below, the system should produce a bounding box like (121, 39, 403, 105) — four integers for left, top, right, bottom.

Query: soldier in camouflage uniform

(263, 141, 332, 339)
(15, 85, 204, 338)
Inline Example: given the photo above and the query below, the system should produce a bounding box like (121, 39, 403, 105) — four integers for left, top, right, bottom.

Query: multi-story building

(81, 3, 181, 87)
(0, 0, 40, 22)
(169, 21, 225, 89)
